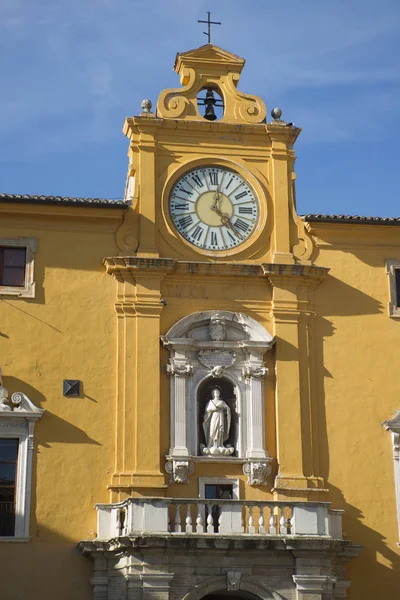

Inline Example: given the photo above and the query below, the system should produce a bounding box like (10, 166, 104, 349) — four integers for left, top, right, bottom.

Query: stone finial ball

(141, 99, 152, 113)
(271, 107, 283, 120)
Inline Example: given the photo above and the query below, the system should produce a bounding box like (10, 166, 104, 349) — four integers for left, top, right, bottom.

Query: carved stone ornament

(156, 45, 266, 125)
(209, 314, 226, 341)
(0, 385, 43, 415)
(165, 459, 194, 484)
(242, 364, 269, 379)
(198, 350, 236, 369)
(166, 361, 193, 378)
(243, 459, 273, 486)
(226, 571, 241, 592)
(210, 366, 225, 378)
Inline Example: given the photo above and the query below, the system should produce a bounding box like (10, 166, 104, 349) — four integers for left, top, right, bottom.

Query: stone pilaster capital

(166, 360, 193, 378)
(242, 364, 268, 380)
(243, 458, 273, 486)
(165, 458, 194, 484)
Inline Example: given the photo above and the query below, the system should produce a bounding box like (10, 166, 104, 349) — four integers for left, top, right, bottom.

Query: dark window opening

(0, 438, 19, 536)
(0, 247, 26, 287)
(205, 483, 233, 532)
(395, 269, 400, 308)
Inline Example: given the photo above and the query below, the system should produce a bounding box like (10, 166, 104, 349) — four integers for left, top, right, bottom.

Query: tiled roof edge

(0, 193, 128, 208)
(303, 214, 400, 225)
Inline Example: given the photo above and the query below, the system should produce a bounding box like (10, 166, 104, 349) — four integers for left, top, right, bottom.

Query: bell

(204, 88, 217, 121)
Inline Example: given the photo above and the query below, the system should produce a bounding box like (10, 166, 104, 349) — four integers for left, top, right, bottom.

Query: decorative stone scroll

(156, 45, 267, 124)
(165, 459, 194, 485)
(242, 364, 268, 379)
(243, 459, 273, 486)
(167, 361, 193, 377)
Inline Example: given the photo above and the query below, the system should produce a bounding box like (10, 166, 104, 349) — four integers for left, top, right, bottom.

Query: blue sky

(1, 0, 399, 216)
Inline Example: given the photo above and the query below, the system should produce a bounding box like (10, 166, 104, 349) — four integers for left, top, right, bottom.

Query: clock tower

(85, 43, 359, 600)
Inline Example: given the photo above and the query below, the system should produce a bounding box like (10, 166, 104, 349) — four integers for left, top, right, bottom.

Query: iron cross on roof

(197, 11, 221, 44)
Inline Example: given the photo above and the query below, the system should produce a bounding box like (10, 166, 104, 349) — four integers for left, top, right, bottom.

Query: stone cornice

(104, 257, 176, 275)
(104, 258, 329, 281)
(78, 534, 357, 556)
(262, 263, 329, 284)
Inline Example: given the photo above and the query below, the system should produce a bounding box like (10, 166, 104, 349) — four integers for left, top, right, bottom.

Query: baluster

(248, 505, 255, 534)
(286, 506, 292, 534)
(185, 503, 193, 534)
(241, 509, 245, 534)
(258, 506, 265, 534)
(279, 513, 286, 535)
(116, 509, 122, 536)
(206, 504, 214, 534)
(218, 506, 223, 534)
(174, 504, 182, 533)
(268, 506, 277, 535)
(121, 508, 127, 536)
(196, 508, 204, 533)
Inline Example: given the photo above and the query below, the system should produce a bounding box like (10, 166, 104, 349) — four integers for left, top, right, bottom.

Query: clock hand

(211, 204, 242, 238)
(220, 214, 242, 238)
(211, 185, 221, 211)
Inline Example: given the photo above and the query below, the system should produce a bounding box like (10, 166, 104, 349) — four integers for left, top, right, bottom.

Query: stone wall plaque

(198, 350, 236, 369)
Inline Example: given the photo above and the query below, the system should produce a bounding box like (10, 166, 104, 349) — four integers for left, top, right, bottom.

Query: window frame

(386, 259, 400, 318)
(383, 411, 400, 546)
(0, 238, 36, 299)
(0, 386, 44, 542)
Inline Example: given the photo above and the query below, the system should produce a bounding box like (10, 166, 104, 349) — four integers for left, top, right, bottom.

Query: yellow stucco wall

(0, 206, 123, 599)
(0, 43, 399, 600)
(311, 224, 400, 597)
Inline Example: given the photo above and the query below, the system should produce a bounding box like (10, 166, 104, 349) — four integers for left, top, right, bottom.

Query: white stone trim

(0, 372, 44, 540)
(292, 574, 335, 594)
(386, 259, 400, 318)
(383, 410, 400, 544)
(162, 311, 274, 485)
(0, 237, 36, 298)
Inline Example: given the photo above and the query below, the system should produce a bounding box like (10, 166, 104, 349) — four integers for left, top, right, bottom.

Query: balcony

(95, 498, 344, 540)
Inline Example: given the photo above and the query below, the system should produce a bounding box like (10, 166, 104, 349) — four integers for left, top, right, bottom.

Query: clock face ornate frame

(162, 159, 267, 257)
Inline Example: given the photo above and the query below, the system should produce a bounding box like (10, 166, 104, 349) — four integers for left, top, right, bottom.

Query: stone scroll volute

(156, 45, 266, 124)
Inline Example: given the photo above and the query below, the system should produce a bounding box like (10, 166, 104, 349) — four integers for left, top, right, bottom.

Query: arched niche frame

(162, 311, 275, 485)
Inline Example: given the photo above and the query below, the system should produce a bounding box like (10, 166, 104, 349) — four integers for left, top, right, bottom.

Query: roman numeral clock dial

(169, 167, 259, 251)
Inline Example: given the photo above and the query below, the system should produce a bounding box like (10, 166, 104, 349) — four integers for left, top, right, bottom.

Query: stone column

(242, 358, 273, 486)
(166, 357, 193, 456)
(242, 360, 269, 459)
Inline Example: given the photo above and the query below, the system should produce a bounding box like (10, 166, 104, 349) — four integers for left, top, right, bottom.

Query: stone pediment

(174, 44, 245, 74)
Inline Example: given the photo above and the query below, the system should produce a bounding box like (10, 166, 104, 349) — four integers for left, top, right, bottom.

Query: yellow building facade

(0, 44, 399, 599)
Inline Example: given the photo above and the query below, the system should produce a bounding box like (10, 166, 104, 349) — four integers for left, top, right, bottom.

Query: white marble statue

(202, 388, 234, 456)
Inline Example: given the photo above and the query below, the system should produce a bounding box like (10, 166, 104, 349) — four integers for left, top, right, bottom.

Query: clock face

(169, 166, 259, 251)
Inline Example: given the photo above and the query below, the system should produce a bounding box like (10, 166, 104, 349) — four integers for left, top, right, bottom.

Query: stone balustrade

(95, 498, 343, 540)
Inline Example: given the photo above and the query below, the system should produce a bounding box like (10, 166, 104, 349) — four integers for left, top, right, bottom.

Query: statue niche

(198, 377, 237, 456)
